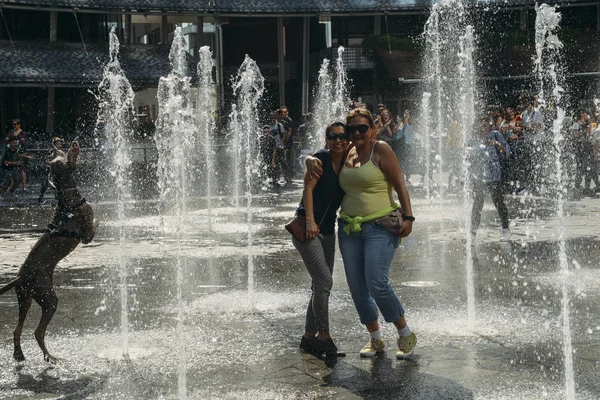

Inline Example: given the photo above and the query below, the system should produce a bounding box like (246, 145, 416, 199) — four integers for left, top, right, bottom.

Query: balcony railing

(321, 46, 374, 70)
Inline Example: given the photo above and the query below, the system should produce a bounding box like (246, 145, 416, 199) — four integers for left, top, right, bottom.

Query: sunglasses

(326, 132, 349, 141)
(345, 124, 370, 135)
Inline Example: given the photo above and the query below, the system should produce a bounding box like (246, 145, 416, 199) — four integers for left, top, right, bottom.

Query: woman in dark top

(294, 122, 348, 357)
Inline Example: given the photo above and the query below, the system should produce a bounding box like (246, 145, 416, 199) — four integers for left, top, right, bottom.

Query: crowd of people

(259, 106, 295, 188)
(479, 94, 600, 199)
(1, 118, 63, 202)
(258, 102, 417, 189)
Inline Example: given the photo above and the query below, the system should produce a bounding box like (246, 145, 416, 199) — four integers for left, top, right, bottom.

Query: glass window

(57, 12, 108, 43)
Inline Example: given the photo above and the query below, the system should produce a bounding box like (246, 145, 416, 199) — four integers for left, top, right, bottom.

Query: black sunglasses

(345, 124, 370, 135)
(326, 132, 349, 141)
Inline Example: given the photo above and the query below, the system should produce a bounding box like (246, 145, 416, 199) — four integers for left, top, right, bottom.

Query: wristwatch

(402, 215, 415, 222)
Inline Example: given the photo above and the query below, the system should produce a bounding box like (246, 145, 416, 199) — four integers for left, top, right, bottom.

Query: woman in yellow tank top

(338, 108, 417, 359)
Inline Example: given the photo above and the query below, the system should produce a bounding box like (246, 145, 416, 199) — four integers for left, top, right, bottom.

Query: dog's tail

(0, 276, 22, 295)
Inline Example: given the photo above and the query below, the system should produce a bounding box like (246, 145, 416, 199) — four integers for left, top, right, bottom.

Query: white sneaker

(359, 339, 385, 357)
(500, 229, 511, 242)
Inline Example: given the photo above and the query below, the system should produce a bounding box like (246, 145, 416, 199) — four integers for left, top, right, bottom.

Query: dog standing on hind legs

(0, 140, 95, 363)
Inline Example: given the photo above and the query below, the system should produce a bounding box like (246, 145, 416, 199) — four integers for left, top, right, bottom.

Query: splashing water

(311, 59, 333, 152)
(229, 56, 265, 208)
(155, 27, 195, 400)
(332, 46, 350, 123)
(423, 0, 473, 200)
(421, 92, 432, 200)
(457, 25, 477, 330)
(94, 27, 135, 357)
(228, 55, 265, 303)
(197, 46, 216, 231)
(310, 47, 350, 153)
(534, 4, 574, 399)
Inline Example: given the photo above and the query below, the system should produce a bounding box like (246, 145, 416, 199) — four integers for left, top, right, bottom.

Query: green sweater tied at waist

(339, 204, 399, 235)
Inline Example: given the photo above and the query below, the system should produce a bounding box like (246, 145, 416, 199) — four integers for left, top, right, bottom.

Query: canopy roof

(0, 40, 175, 86)
(1, 0, 590, 15)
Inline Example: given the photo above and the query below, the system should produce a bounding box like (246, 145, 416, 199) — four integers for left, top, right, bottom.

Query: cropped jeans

(338, 219, 405, 325)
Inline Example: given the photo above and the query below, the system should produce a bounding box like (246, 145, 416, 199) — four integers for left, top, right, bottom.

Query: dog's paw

(44, 353, 58, 364)
(13, 352, 25, 362)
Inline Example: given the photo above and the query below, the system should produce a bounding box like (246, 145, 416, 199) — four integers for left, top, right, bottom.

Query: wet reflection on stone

(323, 356, 473, 399)
(1, 184, 600, 398)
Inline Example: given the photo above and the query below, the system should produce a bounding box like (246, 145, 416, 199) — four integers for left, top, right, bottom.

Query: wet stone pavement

(1, 182, 600, 399)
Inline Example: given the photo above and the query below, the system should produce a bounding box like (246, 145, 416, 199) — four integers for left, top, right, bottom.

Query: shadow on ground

(323, 355, 474, 400)
(0, 365, 107, 400)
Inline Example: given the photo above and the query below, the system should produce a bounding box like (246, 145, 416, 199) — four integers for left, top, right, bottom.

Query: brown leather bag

(285, 213, 308, 243)
(285, 197, 334, 243)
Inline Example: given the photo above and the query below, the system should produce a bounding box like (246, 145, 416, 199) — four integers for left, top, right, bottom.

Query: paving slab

(0, 182, 599, 399)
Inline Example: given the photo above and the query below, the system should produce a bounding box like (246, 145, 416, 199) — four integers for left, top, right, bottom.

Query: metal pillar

(0, 88, 6, 137)
(50, 11, 57, 42)
(373, 16, 381, 110)
(47, 87, 55, 134)
(161, 15, 168, 44)
(124, 14, 132, 44)
(277, 17, 286, 107)
(195, 16, 204, 58)
(47, 11, 57, 134)
(301, 17, 310, 114)
(215, 21, 225, 114)
(519, 9, 527, 31)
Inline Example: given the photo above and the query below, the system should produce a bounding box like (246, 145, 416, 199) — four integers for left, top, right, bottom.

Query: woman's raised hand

(305, 156, 323, 180)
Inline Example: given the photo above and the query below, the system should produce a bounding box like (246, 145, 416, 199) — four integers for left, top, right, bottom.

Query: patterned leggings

(292, 233, 336, 332)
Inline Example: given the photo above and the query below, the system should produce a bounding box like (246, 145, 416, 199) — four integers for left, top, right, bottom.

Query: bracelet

(402, 215, 415, 222)
(306, 220, 314, 224)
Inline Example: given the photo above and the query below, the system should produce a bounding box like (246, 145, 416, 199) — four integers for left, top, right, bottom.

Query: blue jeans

(338, 219, 404, 324)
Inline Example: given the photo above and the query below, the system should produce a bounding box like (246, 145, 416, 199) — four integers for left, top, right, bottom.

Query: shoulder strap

(370, 141, 377, 163)
(318, 195, 335, 228)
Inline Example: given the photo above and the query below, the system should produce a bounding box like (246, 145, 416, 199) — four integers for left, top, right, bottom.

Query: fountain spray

(155, 27, 195, 400)
(94, 27, 135, 357)
(534, 4, 574, 398)
(197, 46, 216, 231)
(229, 55, 265, 303)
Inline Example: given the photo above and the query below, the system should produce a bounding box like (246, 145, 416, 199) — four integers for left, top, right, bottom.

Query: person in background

(499, 107, 522, 194)
(259, 125, 276, 188)
(373, 103, 386, 130)
(280, 106, 294, 185)
(516, 94, 544, 195)
(469, 114, 511, 242)
(5, 119, 27, 147)
(270, 111, 286, 187)
(5, 119, 30, 193)
(395, 110, 415, 185)
(1, 137, 24, 198)
(377, 109, 396, 143)
(293, 122, 349, 358)
(39, 137, 66, 204)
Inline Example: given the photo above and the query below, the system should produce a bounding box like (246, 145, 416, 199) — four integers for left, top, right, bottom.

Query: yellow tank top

(339, 143, 395, 217)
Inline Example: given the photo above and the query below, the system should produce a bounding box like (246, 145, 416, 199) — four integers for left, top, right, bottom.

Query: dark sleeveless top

(296, 149, 344, 235)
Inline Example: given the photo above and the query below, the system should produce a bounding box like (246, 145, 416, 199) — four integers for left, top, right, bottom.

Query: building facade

(0, 0, 598, 142)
